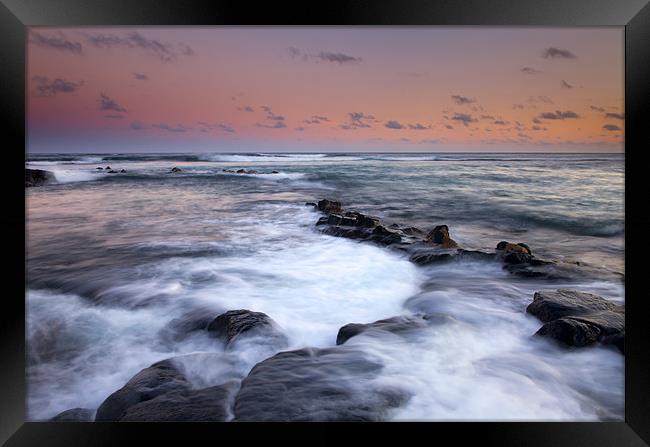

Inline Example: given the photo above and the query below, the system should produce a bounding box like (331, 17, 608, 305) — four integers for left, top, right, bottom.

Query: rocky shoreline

(47, 197, 624, 422)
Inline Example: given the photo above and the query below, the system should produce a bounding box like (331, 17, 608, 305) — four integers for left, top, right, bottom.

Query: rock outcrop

(25, 169, 55, 187)
(233, 347, 409, 421)
(207, 309, 287, 349)
(336, 313, 454, 345)
(49, 407, 94, 422)
(170, 167, 183, 173)
(526, 289, 624, 353)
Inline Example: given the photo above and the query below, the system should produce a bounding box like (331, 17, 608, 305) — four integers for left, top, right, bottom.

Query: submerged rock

(336, 313, 454, 345)
(170, 167, 183, 173)
(25, 169, 55, 187)
(233, 347, 409, 421)
(207, 309, 287, 349)
(50, 407, 94, 422)
(157, 307, 222, 344)
(526, 289, 624, 353)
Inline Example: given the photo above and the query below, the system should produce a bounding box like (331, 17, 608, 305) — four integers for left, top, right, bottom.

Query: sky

(27, 27, 624, 153)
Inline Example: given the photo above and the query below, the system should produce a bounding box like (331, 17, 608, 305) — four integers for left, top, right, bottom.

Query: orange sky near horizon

(27, 27, 624, 153)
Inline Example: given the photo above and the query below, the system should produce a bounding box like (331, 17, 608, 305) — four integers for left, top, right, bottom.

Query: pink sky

(27, 27, 624, 153)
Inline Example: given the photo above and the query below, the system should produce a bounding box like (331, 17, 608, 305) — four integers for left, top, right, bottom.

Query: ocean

(25, 152, 624, 421)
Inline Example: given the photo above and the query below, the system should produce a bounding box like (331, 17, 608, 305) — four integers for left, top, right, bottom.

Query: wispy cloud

(408, 123, 431, 130)
(521, 67, 542, 74)
(528, 95, 554, 104)
(561, 80, 574, 89)
(130, 121, 146, 130)
(29, 31, 82, 54)
(84, 31, 194, 62)
(605, 112, 624, 120)
(541, 47, 577, 59)
(256, 121, 287, 129)
(103, 114, 124, 119)
(238, 106, 255, 113)
(134, 72, 148, 81)
(303, 115, 330, 124)
(152, 123, 191, 132)
(98, 94, 126, 113)
(602, 124, 621, 131)
(385, 120, 405, 129)
(340, 112, 378, 130)
(451, 95, 476, 105)
(197, 122, 235, 133)
(537, 110, 580, 120)
(590, 105, 606, 112)
(288, 47, 362, 65)
(451, 113, 477, 126)
(32, 76, 83, 96)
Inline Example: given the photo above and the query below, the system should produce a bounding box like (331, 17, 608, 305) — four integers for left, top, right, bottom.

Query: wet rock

(496, 241, 532, 255)
(305, 202, 317, 208)
(236, 169, 245, 173)
(426, 225, 458, 248)
(271, 170, 279, 174)
(336, 314, 453, 345)
(368, 225, 403, 245)
(107, 170, 118, 174)
(25, 169, 55, 187)
(527, 289, 624, 353)
(158, 307, 222, 343)
(317, 199, 342, 214)
(119, 381, 239, 422)
(120, 169, 126, 173)
(207, 309, 286, 348)
(95, 359, 191, 421)
(233, 347, 409, 421)
(50, 407, 94, 422)
(410, 249, 495, 266)
(170, 167, 183, 173)
(96, 167, 104, 170)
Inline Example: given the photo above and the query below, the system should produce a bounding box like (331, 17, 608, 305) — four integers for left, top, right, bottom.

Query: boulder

(25, 169, 55, 187)
(336, 314, 453, 345)
(317, 199, 342, 214)
(105, 166, 111, 170)
(426, 225, 458, 248)
(49, 407, 94, 422)
(526, 289, 624, 353)
(236, 169, 245, 173)
(157, 307, 222, 344)
(107, 170, 118, 174)
(96, 167, 104, 170)
(120, 169, 126, 173)
(233, 347, 409, 421)
(118, 381, 239, 422)
(410, 249, 495, 266)
(207, 309, 286, 348)
(271, 170, 279, 174)
(170, 167, 183, 173)
(496, 241, 532, 255)
(95, 359, 191, 421)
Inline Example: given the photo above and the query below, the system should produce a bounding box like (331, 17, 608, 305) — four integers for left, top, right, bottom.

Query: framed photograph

(2, 0, 649, 445)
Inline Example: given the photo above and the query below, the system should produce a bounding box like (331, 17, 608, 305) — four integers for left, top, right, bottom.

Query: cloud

(480, 115, 495, 120)
(602, 124, 621, 131)
(258, 106, 286, 125)
(451, 113, 477, 126)
(295, 127, 306, 131)
(98, 94, 126, 113)
(384, 120, 405, 130)
(451, 95, 476, 105)
(29, 31, 82, 54)
(445, 124, 454, 130)
(512, 104, 525, 110)
(605, 112, 624, 120)
(32, 76, 83, 96)
(532, 118, 542, 124)
(590, 105, 606, 112)
(521, 67, 542, 74)
(239, 106, 255, 113)
(493, 120, 509, 125)
(84, 31, 194, 62)
(303, 115, 330, 124)
(419, 139, 442, 144)
(256, 121, 287, 129)
(197, 122, 235, 133)
(289, 47, 361, 65)
(528, 95, 554, 104)
(130, 121, 146, 130)
(561, 80, 574, 89)
(538, 110, 580, 120)
(152, 123, 190, 132)
(341, 112, 377, 130)
(103, 114, 124, 119)
(134, 73, 148, 81)
(408, 123, 431, 130)
(541, 47, 577, 59)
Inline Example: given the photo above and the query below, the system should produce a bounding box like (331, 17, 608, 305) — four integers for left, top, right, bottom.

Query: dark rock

(305, 202, 317, 208)
(170, 167, 183, 173)
(527, 289, 624, 352)
(207, 309, 286, 348)
(233, 347, 409, 421)
(426, 225, 458, 248)
(326, 214, 358, 226)
(271, 171, 279, 174)
(536, 318, 601, 347)
(50, 407, 94, 422)
(95, 359, 191, 421)
(317, 199, 342, 214)
(236, 169, 246, 173)
(96, 167, 104, 170)
(410, 249, 495, 266)
(25, 169, 55, 187)
(107, 170, 118, 174)
(120, 169, 126, 173)
(158, 307, 222, 344)
(496, 241, 532, 255)
(368, 225, 403, 245)
(503, 251, 533, 265)
(105, 166, 111, 170)
(119, 381, 239, 422)
(343, 211, 380, 228)
(336, 314, 453, 345)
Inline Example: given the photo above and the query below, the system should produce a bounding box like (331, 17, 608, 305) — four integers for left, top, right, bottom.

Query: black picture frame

(1, 0, 648, 445)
